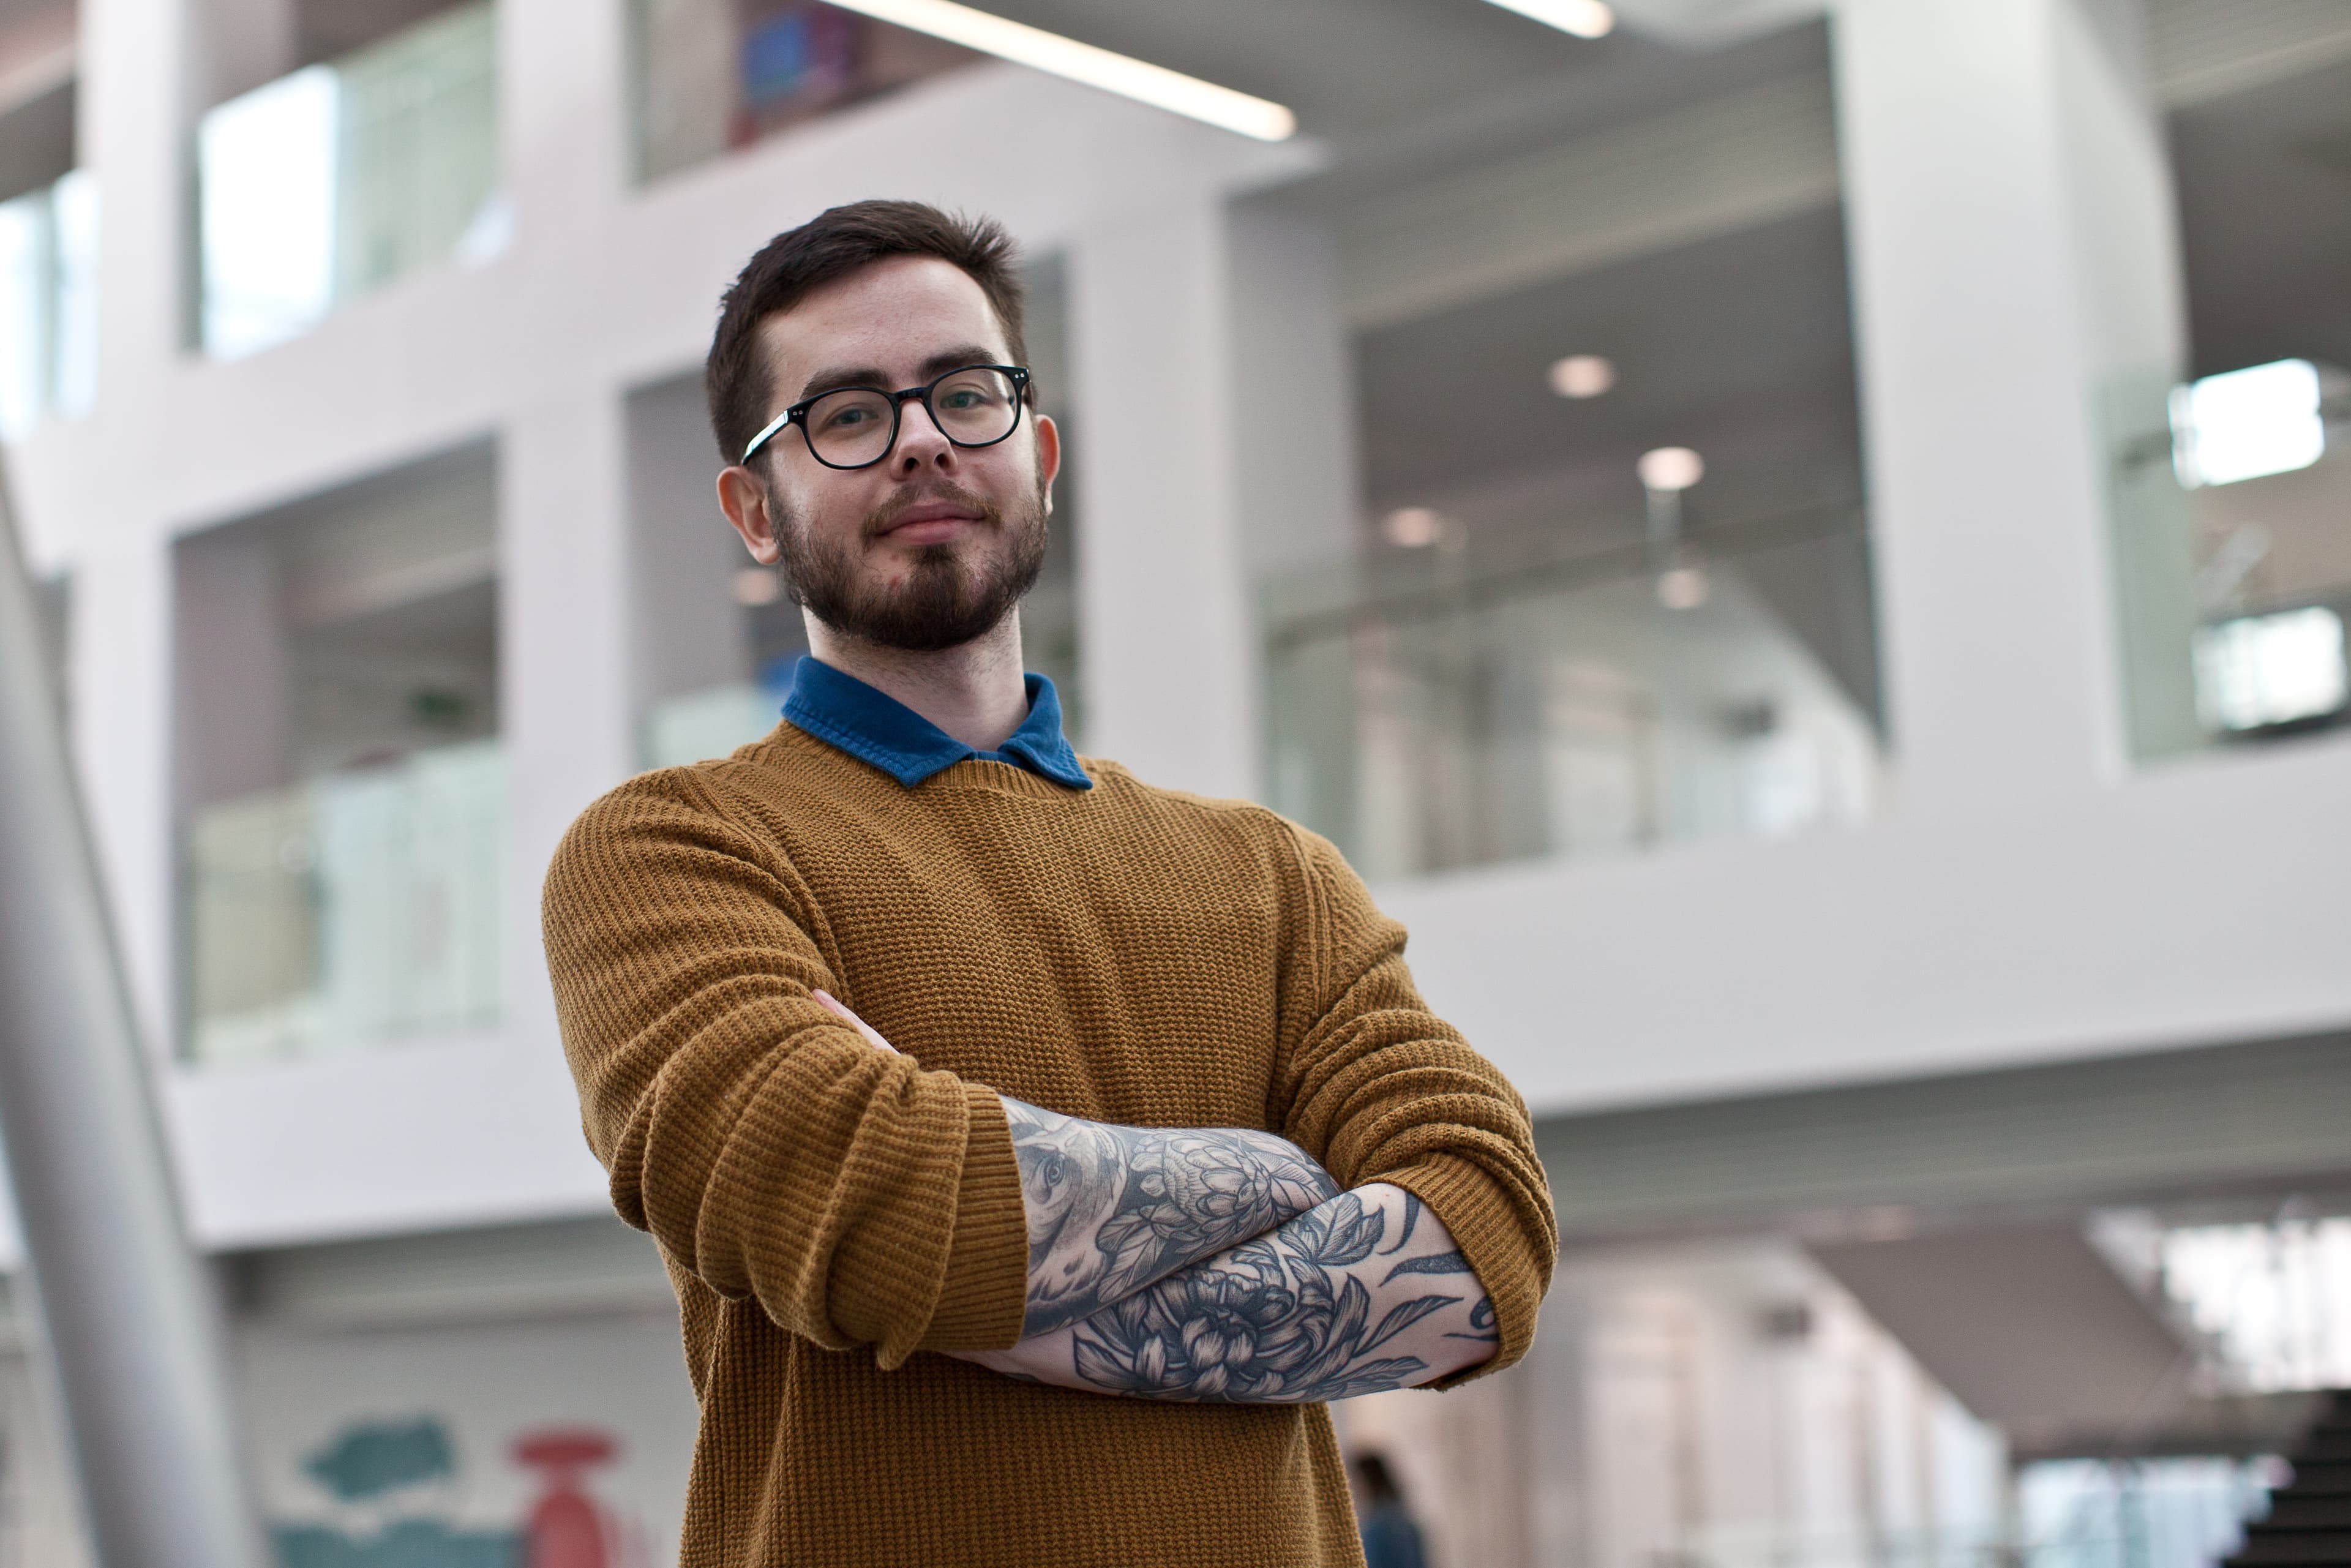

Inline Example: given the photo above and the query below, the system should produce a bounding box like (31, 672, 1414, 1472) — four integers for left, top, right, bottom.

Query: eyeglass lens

(804, 368, 1021, 468)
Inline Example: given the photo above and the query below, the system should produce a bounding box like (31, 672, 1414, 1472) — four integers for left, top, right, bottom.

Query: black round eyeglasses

(740, 364, 1032, 470)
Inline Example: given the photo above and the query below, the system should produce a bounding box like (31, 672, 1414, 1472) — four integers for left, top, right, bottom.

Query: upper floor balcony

(196, 0, 504, 361)
(176, 441, 504, 1068)
(1266, 501, 1880, 880)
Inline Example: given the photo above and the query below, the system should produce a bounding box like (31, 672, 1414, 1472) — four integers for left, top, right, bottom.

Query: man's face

(717, 256, 1060, 653)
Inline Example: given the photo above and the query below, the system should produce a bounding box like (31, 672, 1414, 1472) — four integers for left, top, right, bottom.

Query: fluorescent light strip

(1483, 0, 1616, 39)
(823, 0, 1298, 141)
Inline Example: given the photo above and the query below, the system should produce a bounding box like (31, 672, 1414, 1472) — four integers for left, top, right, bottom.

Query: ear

(1033, 413, 1062, 517)
(717, 465, 784, 564)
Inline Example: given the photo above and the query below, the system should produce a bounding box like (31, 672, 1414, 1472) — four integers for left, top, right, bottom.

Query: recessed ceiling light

(823, 0, 1297, 140)
(1548, 354, 1615, 399)
(1637, 446, 1704, 492)
(1482, 0, 1616, 40)
(1383, 507, 1445, 548)
(732, 567, 785, 607)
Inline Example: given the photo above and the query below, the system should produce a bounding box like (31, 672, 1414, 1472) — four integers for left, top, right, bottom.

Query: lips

(879, 500, 984, 535)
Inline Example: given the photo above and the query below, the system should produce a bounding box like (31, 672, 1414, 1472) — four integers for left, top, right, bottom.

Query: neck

(803, 610, 1030, 751)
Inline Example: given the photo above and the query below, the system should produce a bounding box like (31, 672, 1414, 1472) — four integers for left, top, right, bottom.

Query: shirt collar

(781, 655, 1093, 791)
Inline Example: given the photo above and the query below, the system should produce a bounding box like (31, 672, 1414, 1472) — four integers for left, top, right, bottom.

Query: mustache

(861, 482, 1003, 541)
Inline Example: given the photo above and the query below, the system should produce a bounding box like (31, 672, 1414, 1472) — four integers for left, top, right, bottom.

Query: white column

(1068, 197, 1257, 800)
(1831, 0, 2194, 813)
(1227, 198, 1362, 576)
(69, 543, 176, 1059)
(496, 0, 636, 1041)
(79, 0, 193, 425)
(498, 385, 635, 1046)
(500, 0, 628, 223)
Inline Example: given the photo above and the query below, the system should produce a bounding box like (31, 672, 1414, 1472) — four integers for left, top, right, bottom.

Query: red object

(514, 1427, 621, 1568)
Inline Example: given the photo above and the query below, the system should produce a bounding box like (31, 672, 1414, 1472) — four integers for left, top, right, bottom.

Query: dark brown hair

(705, 200, 1029, 467)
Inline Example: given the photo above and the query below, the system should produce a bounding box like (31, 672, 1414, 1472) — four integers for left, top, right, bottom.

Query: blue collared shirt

(780, 655, 1093, 790)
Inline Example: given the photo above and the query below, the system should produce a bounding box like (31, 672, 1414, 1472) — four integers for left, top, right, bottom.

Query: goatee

(776, 479, 1049, 653)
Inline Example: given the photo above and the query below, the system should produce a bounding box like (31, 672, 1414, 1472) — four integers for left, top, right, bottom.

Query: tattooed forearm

(958, 1182, 1498, 1401)
(800, 991, 1340, 1339)
(1004, 1097, 1341, 1338)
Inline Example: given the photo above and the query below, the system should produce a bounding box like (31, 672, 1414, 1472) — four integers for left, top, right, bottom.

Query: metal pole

(0, 462, 266, 1566)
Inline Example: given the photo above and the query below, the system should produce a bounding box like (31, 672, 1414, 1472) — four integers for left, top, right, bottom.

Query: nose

(889, 391, 956, 473)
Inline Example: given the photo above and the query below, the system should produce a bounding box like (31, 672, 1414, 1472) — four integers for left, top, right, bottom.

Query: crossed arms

(819, 992, 1499, 1401)
(541, 776, 1557, 1395)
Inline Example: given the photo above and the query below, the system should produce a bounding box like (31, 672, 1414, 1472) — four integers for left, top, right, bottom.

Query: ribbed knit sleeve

(540, 770, 1029, 1367)
(1271, 827, 1558, 1384)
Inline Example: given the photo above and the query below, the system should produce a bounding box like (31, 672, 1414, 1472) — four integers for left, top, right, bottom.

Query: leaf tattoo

(1378, 1191, 1424, 1255)
(1382, 1249, 1475, 1285)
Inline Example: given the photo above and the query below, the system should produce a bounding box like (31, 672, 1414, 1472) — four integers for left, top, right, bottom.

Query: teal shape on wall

(273, 1518, 523, 1568)
(305, 1420, 457, 1502)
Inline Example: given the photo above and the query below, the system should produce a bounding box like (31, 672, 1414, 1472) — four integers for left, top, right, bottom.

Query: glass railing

(197, 2, 503, 361)
(642, 681, 785, 770)
(2105, 359, 2351, 760)
(1263, 509, 1884, 881)
(186, 739, 504, 1065)
(0, 168, 97, 438)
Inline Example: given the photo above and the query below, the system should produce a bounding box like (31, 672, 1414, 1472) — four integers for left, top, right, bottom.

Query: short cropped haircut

(705, 200, 1030, 467)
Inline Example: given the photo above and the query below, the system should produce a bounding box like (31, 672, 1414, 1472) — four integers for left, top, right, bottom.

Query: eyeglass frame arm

(739, 363, 1032, 467)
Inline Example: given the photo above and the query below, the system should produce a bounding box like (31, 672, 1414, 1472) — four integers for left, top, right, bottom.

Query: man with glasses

(541, 201, 1555, 1567)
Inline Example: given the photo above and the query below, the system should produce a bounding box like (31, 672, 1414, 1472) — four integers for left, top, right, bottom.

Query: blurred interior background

(2, 0, 2350, 1562)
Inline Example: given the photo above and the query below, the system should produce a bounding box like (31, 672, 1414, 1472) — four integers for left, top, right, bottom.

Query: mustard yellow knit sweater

(541, 722, 1557, 1567)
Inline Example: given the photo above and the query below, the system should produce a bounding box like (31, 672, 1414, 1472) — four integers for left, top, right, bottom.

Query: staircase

(2231, 1392, 2351, 1567)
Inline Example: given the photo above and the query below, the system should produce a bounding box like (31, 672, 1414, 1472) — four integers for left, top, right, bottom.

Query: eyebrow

(795, 344, 1005, 402)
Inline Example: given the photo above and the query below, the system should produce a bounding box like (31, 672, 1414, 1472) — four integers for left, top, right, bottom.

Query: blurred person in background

(1350, 1453, 1430, 1568)
(540, 200, 1556, 1567)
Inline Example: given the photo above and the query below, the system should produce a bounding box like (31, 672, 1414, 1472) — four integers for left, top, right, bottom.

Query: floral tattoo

(1064, 1190, 1496, 1402)
(1006, 1098, 1341, 1337)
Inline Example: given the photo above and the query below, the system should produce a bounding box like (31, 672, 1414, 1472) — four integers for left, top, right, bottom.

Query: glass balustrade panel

(186, 738, 505, 1065)
(643, 683, 782, 770)
(1265, 514, 1884, 880)
(2105, 361, 2351, 759)
(0, 169, 97, 440)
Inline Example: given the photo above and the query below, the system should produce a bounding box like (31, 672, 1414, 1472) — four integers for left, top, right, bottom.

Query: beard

(774, 472, 1049, 653)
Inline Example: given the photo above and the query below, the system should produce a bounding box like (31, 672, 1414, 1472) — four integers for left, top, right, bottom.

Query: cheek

(774, 479, 870, 549)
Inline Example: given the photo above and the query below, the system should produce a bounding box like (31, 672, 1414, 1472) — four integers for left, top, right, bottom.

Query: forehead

(756, 255, 1010, 397)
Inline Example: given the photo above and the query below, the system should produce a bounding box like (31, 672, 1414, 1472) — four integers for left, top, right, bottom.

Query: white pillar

(1069, 197, 1257, 800)
(1228, 198, 1361, 576)
(80, 0, 193, 423)
(69, 542, 176, 1057)
(497, 0, 635, 1039)
(499, 385, 635, 1046)
(1831, 0, 2195, 812)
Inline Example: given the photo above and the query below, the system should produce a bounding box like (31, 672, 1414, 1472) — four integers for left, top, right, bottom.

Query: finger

(812, 989, 899, 1054)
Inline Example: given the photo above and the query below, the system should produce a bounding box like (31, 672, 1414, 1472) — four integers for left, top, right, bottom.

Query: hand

(812, 990, 899, 1056)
